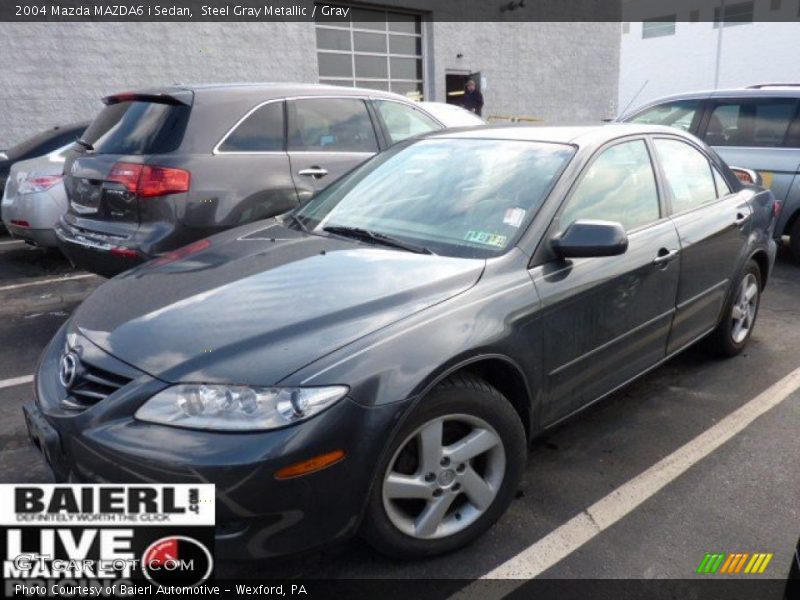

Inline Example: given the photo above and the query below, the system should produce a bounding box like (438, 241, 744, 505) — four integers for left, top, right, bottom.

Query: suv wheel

(360, 374, 526, 559)
(703, 260, 761, 357)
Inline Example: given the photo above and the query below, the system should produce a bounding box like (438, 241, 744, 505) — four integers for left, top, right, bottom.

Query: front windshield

(295, 138, 575, 258)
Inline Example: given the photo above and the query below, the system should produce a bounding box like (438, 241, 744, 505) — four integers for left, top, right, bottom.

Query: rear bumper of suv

(55, 219, 146, 277)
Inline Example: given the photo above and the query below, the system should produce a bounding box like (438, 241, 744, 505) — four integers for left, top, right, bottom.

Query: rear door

(530, 138, 681, 423)
(698, 96, 800, 233)
(64, 95, 191, 229)
(286, 97, 380, 203)
(652, 136, 752, 353)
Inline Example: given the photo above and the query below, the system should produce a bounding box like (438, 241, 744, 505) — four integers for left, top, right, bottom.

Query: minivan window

(288, 98, 378, 153)
(628, 100, 701, 132)
(704, 99, 799, 147)
(218, 101, 284, 152)
(654, 139, 717, 213)
(559, 140, 660, 232)
(81, 101, 191, 155)
(294, 138, 575, 258)
(374, 100, 439, 144)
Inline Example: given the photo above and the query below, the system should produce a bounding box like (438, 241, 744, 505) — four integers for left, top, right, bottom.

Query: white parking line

(0, 375, 33, 390)
(454, 366, 800, 597)
(0, 273, 95, 293)
(0, 239, 25, 246)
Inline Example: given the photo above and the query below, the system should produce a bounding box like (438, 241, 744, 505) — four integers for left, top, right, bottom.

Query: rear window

(704, 99, 800, 147)
(82, 100, 190, 155)
(6, 125, 85, 161)
(627, 100, 701, 132)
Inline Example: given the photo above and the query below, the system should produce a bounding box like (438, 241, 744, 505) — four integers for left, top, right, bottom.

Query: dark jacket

(463, 89, 484, 116)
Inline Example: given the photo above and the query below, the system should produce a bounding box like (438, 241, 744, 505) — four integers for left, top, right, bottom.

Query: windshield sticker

(465, 230, 507, 247)
(503, 207, 526, 228)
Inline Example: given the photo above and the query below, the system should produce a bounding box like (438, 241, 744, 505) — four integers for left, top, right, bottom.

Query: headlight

(134, 384, 349, 431)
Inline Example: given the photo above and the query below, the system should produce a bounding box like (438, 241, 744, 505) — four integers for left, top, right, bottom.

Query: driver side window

(559, 140, 660, 232)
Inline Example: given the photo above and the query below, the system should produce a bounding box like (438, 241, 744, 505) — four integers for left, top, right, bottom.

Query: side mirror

(551, 219, 628, 259)
(730, 167, 762, 187)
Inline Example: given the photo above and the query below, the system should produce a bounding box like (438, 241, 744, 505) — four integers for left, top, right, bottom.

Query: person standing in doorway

(462, 79, 484, 116)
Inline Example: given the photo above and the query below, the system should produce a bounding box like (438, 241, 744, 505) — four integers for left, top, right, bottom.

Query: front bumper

(31, 326, 409, 559)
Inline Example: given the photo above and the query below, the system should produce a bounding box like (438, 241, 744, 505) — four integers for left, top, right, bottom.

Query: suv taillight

(108, 162, 191, 198)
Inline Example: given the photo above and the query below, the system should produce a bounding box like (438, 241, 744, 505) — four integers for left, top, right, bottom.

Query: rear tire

(360, 374, 526, 559)
(703, 260, 761, 357)
(789, 217, 800, 263)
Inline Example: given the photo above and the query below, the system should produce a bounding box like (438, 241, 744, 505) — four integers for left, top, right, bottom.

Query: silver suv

(621, 84, 800, 261)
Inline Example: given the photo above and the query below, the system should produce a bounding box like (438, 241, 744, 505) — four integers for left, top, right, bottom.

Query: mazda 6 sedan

(26, 124, 777, 560)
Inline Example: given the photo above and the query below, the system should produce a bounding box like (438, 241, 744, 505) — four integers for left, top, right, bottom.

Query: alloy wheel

(381, 414, 506, 540)
(731, 272, 759, 344)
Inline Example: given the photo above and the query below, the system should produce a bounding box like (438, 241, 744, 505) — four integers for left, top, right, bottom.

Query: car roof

(425, 123, 687, 146)
(127, 82, 416, 102)
(626, 85, 800, 115)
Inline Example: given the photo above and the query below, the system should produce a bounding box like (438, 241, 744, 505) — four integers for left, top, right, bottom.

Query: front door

(529, 138, 681, 424)
(651, 137, 753, 353)
(287, 97, 380, 203)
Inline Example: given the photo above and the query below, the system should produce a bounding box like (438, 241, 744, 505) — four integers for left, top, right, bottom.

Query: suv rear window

(627, 100, 701, 132)
(81, 100, 191, 155)
(704, 99, 800, 147)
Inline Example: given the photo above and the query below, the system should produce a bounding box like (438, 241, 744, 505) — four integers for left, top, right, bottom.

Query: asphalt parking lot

(0, 233, 798, 584)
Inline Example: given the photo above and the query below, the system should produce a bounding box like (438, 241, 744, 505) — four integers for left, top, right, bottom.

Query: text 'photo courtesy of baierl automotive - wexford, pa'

(0, 2, 800, 600)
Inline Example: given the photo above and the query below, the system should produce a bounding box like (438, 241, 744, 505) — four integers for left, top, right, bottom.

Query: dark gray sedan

(27, 124, 777, 560)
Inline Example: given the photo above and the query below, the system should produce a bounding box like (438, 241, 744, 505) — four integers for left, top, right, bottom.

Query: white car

(418, 101, 486, 127)
(1, 142, 73, 248)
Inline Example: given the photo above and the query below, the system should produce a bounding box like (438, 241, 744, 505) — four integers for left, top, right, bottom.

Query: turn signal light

(274, 450, 346, 480)
(108, 162, 191, 198)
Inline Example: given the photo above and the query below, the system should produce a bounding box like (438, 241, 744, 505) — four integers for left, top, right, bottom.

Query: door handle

(298, 167, 328, 179)
(734, 212, 751, 228)
(653, 248, 679, 266)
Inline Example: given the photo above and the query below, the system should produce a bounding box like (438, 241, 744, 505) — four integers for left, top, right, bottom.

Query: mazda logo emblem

(59, 352, 79, 388)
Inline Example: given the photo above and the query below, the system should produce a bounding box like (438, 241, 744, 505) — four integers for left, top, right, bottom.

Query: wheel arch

(416, 354, 535, 442)
(748, 248, 770, 290)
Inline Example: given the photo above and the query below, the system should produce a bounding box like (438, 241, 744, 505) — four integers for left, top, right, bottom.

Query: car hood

(72, 223, 484, 385)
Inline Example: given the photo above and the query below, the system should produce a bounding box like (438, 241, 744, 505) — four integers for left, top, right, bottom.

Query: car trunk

(63, 91, 193, 234)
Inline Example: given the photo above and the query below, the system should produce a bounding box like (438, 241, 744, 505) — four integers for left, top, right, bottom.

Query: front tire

(360, 374, 526, 559)
(704, 260, 761, 357)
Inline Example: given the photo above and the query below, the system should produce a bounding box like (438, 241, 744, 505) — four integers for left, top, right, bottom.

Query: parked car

(0, 123, 88, 228)
(417, 101, 486, 127)
(56, 84, 475, 277)
(1, 141, 77, 247)
(620, 84, 800, 260)
(27, 125, 776, 560)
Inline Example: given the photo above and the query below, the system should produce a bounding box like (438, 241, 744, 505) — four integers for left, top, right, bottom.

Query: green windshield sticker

(464, 230, 508, 248)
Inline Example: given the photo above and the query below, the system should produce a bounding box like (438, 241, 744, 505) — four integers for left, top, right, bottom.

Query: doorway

(446, 72, 481, 108)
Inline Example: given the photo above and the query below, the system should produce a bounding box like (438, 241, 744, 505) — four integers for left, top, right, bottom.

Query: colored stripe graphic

(697, 552, 773, 574)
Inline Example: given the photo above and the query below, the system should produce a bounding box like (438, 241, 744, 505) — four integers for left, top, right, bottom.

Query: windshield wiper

(75, 137, 94, 152)
(323, 225, 433, 255)
(285, 213, 309, 233)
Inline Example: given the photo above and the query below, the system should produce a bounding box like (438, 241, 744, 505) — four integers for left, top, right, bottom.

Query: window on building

(217, 102, 284, 153)
(654, 139, 717, 213)
(315, 6, 424, 100)
(704, 99, 799, 147)
(559, 140, 660, 232)
(689, 9, 700, 21)
(713, 1, 754, 27)
(642, 16, 676, 38)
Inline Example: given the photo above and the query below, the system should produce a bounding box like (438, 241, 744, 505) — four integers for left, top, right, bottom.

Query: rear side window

(713, 167, 732, 197)
(82, 101, 190, 155)
(374, 100, 439, 144)
(288, 98, 378, 153)
(627, 100, 701, 132)
(654, 139, 717, 213)
(218, 101, 284, 152)
(704, 99, 799, 147)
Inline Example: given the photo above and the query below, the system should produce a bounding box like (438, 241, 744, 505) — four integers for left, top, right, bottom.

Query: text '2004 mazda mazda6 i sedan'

(25, 124, 778, 559)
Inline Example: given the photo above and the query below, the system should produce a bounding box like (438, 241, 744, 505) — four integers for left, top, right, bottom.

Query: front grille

(62, 359, 132, 410)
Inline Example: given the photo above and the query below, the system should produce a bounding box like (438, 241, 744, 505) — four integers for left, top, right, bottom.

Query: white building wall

(619, 20, 800, 116)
